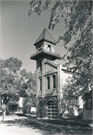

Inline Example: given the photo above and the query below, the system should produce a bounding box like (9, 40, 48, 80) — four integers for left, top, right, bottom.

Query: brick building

(30, 28, 70, 119)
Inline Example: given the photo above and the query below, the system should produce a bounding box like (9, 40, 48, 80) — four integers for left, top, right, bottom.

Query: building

(7, 102, 18, 114)
(30, 28, 92, 119)
(30, 28, 71, 119)
(77, 89, 93, 120)
(83, 89, 92, 120)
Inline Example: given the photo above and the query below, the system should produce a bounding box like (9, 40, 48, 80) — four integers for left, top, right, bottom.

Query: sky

(0, 0, 67, 73)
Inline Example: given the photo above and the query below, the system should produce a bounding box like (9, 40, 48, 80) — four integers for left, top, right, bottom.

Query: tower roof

(34, 28, 56, 46)
(30, 49, 61, 60)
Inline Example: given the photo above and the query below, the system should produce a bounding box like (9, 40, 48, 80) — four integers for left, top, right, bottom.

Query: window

(40, 60, 42, 71)
(38, 44, 42, 51)
(38, 47, 42, 51)
(53, 75, 56, 88)
(86, 97, 92, 109)
(47, 76, 50, 89)
(40, 78, 42, 90)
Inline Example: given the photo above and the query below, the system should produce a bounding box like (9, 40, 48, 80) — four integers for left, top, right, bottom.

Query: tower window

(53, 75, 56, 88)
(38, 44, 42, 51)
(47, 76, 50, 89)
(86, 97, 92, 109)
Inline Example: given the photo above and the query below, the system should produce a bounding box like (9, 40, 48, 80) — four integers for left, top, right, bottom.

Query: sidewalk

(0, 114, 42, 135)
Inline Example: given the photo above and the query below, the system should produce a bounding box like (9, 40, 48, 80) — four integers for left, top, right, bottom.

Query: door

(47, 100, 57, 119)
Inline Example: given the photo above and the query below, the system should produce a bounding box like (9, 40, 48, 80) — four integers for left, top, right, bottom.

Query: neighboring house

(76, 90, 93, 120)
(83, 89, 92, 120)
(7, 102, 18, 113)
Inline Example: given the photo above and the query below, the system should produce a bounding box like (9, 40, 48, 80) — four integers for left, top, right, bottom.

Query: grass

(15, 113, 92, 134)
(1, 113, 92, 135)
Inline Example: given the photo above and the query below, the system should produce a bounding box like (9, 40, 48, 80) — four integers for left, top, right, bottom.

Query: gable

(44, 62, 57, 74)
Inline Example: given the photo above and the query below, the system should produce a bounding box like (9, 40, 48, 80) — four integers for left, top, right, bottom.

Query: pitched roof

(34, 28, 56, 45)
(30, 49, 61, 60)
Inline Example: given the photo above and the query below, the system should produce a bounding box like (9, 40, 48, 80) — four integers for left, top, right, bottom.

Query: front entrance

(47, 100, 57, 119)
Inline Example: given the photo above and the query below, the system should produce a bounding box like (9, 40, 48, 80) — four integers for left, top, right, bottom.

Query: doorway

(47, 100, 57, 119)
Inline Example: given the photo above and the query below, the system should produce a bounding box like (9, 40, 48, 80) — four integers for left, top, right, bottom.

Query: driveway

(0, 114, 92, 135)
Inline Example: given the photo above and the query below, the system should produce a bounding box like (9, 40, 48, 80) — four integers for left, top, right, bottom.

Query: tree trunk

(59, 110, 66, 118)
(6, 103, 9, 115)
(2, 110, 5, 122)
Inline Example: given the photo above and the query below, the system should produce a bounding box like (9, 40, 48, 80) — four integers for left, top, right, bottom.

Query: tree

(20, 71, 36, 113)
(1, 57, 22, 73)
(19, 69, 36, 96)
(0, 57, 22, 101)
(0, 57, 22, 120)
(0, 57, 36, 119)
(28, 0, 92, 95)
(59, 77, 80, 117)
(22, 91, 36, 113)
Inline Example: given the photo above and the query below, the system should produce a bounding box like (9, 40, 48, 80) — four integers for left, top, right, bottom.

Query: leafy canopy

(0, 57, 36, 106)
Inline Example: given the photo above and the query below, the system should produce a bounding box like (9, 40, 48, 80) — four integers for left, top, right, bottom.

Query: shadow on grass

(16, 113, 92, 127)
(2, 114, 92, 135)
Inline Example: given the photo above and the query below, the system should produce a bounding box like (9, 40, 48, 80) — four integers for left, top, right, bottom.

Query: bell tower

(30, 29, 62, 119)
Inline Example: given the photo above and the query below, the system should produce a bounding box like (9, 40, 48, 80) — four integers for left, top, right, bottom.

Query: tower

(30, 28, 63, 119)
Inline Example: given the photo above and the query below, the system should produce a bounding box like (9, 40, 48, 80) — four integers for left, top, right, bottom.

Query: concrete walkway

(0, 114, 42, 135)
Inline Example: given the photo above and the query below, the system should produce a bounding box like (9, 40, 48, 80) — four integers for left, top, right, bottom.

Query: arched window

(53, 75, 56, 88)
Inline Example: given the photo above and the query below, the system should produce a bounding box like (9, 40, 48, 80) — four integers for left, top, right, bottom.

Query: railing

(30, 48, 60, 58)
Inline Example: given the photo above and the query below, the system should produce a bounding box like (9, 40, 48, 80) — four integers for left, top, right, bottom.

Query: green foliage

(1, 57, 22, 74)
(22, 91, 36, 113)
(0, 58, 36, 108)
(28, 0, 51, 17)
(0, 57, 23, 105)
(19, 69, 36, 93)
(19, 69, 36, 112)
(60, 77, 79, 117)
